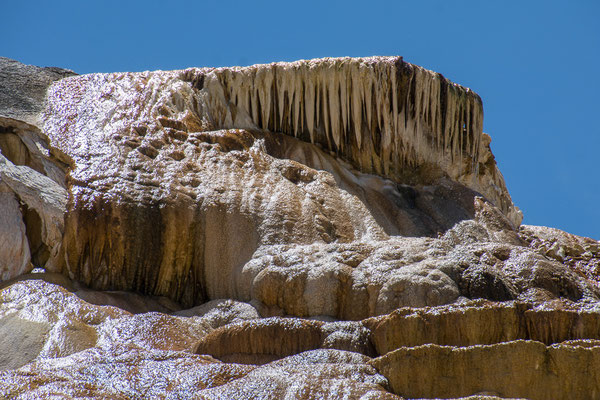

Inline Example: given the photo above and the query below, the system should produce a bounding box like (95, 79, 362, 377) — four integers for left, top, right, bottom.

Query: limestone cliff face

(43, 57, 520, 226)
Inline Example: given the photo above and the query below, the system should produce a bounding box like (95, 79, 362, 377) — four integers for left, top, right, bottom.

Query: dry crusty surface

(1, 57, 599, 399)
(2, 279, 600, 399)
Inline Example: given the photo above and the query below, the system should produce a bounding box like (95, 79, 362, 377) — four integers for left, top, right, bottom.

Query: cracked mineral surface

(0, 56, 598, 399)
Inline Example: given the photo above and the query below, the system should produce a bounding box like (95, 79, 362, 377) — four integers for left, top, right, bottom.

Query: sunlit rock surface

(0, 279, 396, 399)
(32, 55, 537, 311)
(2, 278, 600, 399)
(372, 340, 600, 399)
(0, 57, 72, 280)
(1, 57, 599, 399)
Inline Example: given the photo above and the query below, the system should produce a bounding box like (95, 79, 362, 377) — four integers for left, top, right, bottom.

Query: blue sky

(3, 0, 599, 239)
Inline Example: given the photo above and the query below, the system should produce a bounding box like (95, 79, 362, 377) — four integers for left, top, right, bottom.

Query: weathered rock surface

(17, 54, 589, 318)
(3, 278, 600, 399)
(372, 340, 600, 399)
(367, 299, 600, 352)
(0, 279, 396, 399)
(0, 120, 68, 279)
(194, 317, 375, 364)
(521, 224, 600, 282)
(1, 56, 599, 399)
(38, 57, 526, 310)
(197, 58, 519, 222)
(0, 278, 258, 370)
(0, 347, 399, 399)
(0, 184, 30, 280)
(0, 57, 75, 125)
(0, 58, 71, 280)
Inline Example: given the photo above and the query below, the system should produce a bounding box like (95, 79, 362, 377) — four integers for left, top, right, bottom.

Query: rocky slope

(1, 56, 599, 399)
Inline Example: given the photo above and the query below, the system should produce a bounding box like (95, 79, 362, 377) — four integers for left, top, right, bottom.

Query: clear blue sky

(3, 0, 599, 239)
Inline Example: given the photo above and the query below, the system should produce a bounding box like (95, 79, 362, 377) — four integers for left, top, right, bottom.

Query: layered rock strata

(0, 279, 398, 399)
(372, 340, 600, 399)
(2, 278, 600, 399)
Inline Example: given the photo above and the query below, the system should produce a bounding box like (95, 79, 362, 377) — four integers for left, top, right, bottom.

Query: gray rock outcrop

(0, 57, 75, 125)
(0, 58, 72, 280)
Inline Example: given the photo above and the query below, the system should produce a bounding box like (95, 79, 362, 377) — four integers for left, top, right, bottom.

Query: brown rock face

(0, 58, 72, 280)
(367, 300, 600, 352)
(194, 317, 374, 364)
(372, 340, 600, 399)
(0, 117, 68, 280)
(1, 57, 599, 399)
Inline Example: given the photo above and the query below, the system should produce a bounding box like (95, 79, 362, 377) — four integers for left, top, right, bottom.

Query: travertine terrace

(1, 56, 599, 399)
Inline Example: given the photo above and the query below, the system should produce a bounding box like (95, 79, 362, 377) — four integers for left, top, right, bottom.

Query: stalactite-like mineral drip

(189, 56, 520, 225)
(202, 56, 483, 183)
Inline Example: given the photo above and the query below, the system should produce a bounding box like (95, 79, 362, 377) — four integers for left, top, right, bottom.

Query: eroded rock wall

(0, 117, 68, 280)
(0, 58, 73, 281)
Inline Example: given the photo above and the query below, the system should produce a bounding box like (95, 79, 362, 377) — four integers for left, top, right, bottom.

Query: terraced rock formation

(1, 56, 599, 399)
